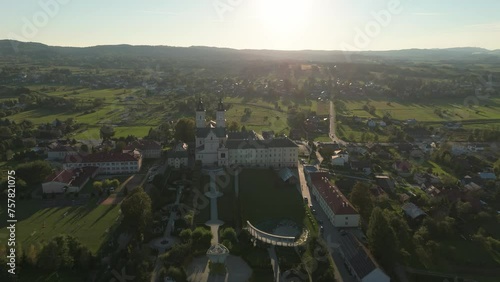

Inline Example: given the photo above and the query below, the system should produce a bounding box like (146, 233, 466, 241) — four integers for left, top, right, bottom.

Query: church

(195, 98, 299, 168)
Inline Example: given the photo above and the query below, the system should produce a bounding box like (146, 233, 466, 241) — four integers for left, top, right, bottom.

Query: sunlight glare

(256, 0, 312, 35)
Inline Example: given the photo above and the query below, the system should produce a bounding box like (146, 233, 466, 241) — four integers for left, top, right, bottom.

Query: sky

(1, 0, 500, 51)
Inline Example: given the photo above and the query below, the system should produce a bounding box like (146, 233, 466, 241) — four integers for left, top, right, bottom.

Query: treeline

(0, 235, 93, 282)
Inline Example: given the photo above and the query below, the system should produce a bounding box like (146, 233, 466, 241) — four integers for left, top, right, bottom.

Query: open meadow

(0, 197, 121, 255)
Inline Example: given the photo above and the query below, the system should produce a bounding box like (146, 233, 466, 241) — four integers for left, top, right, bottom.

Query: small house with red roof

(308, 172, 360, 227)
(42, 166, 99, 194)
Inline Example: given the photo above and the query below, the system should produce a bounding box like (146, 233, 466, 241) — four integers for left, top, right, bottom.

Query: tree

(220, 227, 237, 244)
(99, 125, 115, 142)
(367, 207, 397, 268)
(179, 229, 192, 243)
(37, 235, 84, 271)
(38, 240, 62, 271)
(228, 121, 240, 132)
(121, 187, 152, 234)
(110, 178, 120, 188)
(93, 181, 103, 193)
(164, 243, 192, 265)
(191, 227, 212, 252)
(103, 179, 112, 189)
(16, 160, 53, 186)
(165, 266, 187, 282)
(115, 141, 126, 152)
(349, 182, 374, 223)
(80, 144, 89, 153)
(174, 118, 195, 142)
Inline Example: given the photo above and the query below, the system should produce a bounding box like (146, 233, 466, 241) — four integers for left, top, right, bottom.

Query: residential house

(402, 202, 426, 220)
(338, 233, 390, 282)
(63, 150, 142, 174)
(167, 142, 189, 169)
(414, 173, 441, 185)
(308, 172, 360, 227)
(393, 160, 412, 177)
(123, 139, 162, 159)
(42, 166, 99, 194)
(350, 159, 372, 175)
(367, 119, 376, 128)
(375, 175, 395, 193)
(347, 145, 368, 156)
(421, 184, 441, 197)
(478, 172, 497, 181)
(331, 150, 349, 166)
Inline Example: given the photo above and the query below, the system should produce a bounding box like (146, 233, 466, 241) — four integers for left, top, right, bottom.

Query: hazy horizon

(3, 39, 500, 53)
(2, 0, 500, 51)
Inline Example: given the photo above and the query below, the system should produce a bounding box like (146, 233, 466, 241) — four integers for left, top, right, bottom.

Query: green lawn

(0, 198, 121, 254)
(238, 169, 305, 226)
(225, 99, 289, 134)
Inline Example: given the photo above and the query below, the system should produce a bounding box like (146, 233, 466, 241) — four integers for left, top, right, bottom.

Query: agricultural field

(335, 96, 500, 142)
(337, 96, 500, 123)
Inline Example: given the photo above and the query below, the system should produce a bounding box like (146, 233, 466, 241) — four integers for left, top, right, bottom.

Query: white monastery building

(193, 98, 298, 168)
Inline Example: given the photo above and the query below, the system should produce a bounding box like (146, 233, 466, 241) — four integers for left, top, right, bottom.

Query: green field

(239, 169, 305, 226)
(338, 97, 500, 123)
(335, 96, 500, 142)
(0, 198, 121, 254)
(225, 97, 289, 134)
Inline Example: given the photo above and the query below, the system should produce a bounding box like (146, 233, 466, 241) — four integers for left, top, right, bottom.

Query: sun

(255, 0, 312, 35)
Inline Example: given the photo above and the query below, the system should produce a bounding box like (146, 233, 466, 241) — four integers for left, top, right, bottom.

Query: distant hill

(1, 40, 500, 64)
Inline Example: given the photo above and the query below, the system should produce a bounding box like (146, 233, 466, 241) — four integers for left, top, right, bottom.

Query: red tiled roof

(123, 139, 161, 151)
(45, 169, 73, 184)
(310, 172, 358, 215)
(64, 151, 140, 163)
(45, 166, 99, 187)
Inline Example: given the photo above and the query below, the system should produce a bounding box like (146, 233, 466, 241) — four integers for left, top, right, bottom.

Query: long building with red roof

(307, 171, 360, 227)
(63, 150, 142, 174)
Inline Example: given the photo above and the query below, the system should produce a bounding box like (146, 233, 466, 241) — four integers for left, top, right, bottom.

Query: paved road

(296, 163, 352, 282)
(297, 163, 311, 204)
(329, 100, 347, 146)
(309, 195, 357, 282)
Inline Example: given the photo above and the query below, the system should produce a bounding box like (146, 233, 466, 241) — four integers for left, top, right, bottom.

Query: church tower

(196, 98, 206, 128)
(216, 98, 226, 128)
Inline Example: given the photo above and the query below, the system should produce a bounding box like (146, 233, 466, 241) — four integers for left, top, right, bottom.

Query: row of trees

(0, 235, 93, 281)
(93, 179, 120, 193)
